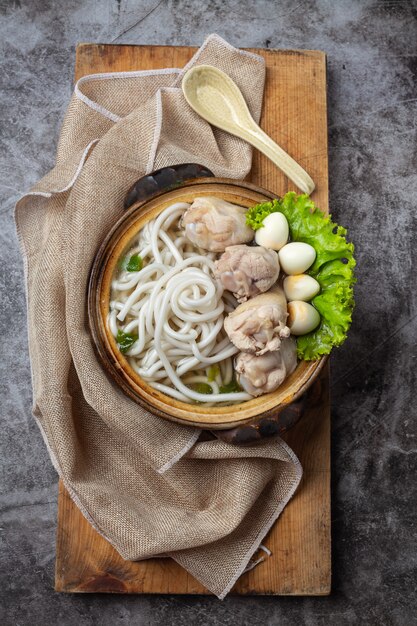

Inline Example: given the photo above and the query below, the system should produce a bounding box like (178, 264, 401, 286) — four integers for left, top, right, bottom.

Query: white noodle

(109, 202, 251, 404)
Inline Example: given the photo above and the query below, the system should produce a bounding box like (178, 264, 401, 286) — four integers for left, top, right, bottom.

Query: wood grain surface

(55, 43, 330, 595)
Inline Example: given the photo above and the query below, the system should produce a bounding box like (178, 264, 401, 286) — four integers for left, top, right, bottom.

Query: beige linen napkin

(15, 34, 302, 599)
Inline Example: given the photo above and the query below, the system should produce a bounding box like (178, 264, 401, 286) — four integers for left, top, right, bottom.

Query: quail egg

(278, 242, 316, 275)
(283, 274, 320, 302)
(287, 300, 320, 335)
(255, 212, 289, 251)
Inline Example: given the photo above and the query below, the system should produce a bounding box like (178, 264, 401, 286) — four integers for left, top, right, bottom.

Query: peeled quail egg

(283, 274, 320, 302)
(278, 242, 316, 275)
(287, 301, 320, 335)
(255, 212, 289, 250)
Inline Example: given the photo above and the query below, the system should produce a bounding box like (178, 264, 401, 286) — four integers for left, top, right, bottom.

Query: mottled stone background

(1, 0, 416, 624)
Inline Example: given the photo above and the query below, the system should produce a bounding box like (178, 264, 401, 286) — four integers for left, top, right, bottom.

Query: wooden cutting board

(55, 43, 330, 595)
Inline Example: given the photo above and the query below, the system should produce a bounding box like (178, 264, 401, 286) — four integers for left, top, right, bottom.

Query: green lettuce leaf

(245, 202, 282, 230)
(246, 192, 356, 360)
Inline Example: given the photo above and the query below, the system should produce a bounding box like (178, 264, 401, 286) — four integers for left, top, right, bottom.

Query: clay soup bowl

(88, 170, 327, 433)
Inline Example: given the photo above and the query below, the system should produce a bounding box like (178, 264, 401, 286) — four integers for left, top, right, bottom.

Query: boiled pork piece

(224, 286, 290, 355)
(235, 337, 297, 397)
(182, 196, 253, 252)
(215, 244, 279, 303)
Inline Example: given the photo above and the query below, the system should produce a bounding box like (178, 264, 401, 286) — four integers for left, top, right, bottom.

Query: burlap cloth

(15, 34, 302, 598)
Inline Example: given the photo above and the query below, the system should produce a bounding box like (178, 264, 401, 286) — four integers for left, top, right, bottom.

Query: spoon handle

(239, 123, 315, 195)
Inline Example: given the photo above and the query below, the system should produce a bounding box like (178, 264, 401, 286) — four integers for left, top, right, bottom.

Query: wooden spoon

(182, 64, 315, 195)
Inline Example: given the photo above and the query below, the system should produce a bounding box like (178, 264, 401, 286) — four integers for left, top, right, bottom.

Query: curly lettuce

(246, 192, 356, 360)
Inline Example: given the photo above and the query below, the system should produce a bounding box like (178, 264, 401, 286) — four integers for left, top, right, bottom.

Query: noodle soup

(107, 196, 305, 405)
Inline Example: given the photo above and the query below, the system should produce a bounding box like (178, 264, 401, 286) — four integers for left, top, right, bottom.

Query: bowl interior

(89, 178, 325, 430)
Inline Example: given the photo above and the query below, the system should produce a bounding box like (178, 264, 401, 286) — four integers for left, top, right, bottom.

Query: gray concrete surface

(1, 0, 416, 624)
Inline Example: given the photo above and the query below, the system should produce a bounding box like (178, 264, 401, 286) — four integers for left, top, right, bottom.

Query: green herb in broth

(219, 378, 242, 394)
(116, 329, 138, 354)
(118, 253, 143, 272)
(126, 254, 143, 272)
(207, 364, 220, 382)
(190, 382, 213, 395)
